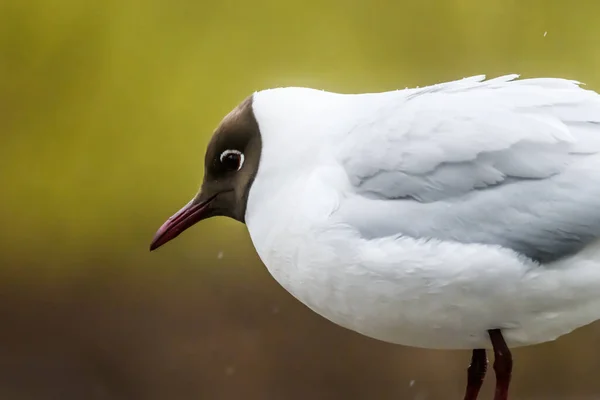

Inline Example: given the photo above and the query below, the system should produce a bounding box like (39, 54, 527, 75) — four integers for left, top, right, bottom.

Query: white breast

(246, 170, 600, 350)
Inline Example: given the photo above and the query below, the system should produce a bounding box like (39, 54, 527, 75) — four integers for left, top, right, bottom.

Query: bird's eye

(219, 149, 244, 171)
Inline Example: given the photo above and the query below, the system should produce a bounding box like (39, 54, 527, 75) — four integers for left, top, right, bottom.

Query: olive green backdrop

(1, 0, 600, 399)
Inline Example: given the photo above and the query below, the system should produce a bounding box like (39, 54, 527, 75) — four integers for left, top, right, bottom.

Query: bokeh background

(2, 0, 600, 399)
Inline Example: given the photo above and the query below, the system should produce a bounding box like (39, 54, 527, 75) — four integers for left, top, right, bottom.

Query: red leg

(489, 329, 512, 400)
(463, 348, 487, 400)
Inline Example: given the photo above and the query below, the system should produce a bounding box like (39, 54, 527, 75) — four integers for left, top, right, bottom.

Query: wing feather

(337, 75, 600, 262)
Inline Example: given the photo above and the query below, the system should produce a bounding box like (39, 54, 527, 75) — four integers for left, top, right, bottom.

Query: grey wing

(336, 75, 600, 263)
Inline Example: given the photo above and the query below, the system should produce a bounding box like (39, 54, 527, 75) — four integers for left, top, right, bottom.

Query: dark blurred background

(2, 0, 600, 399)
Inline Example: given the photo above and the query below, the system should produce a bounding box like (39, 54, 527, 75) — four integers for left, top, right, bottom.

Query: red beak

(150, 195, 215, 251)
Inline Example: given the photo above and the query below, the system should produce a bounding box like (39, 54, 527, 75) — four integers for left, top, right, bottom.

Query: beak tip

(149, 196, 214, 254)
(149, 235, 165, 252)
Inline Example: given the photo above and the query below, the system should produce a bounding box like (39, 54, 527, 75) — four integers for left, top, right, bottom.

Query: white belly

(296, 280, 600, 350)
(252, 227, 600, 350)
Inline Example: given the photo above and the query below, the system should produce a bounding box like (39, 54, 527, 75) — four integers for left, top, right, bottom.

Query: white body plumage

(245, 75, 600, 349)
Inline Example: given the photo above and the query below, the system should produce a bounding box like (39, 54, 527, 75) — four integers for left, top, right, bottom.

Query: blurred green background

(1, 0, 600, 399)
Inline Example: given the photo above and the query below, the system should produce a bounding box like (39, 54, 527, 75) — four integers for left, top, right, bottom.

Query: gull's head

(149, 95, 262, 251)
(149, 87, 340, 251)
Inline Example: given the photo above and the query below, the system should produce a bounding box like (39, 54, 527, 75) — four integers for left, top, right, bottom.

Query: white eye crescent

(219, 149, 245, 171)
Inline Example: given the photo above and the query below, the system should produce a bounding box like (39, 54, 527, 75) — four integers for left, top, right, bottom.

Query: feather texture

(245, 75, 600, 348)
(333, 75, 600, 262)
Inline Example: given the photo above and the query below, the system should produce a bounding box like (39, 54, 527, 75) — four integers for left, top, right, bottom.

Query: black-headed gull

(150, 74, 600, 400)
